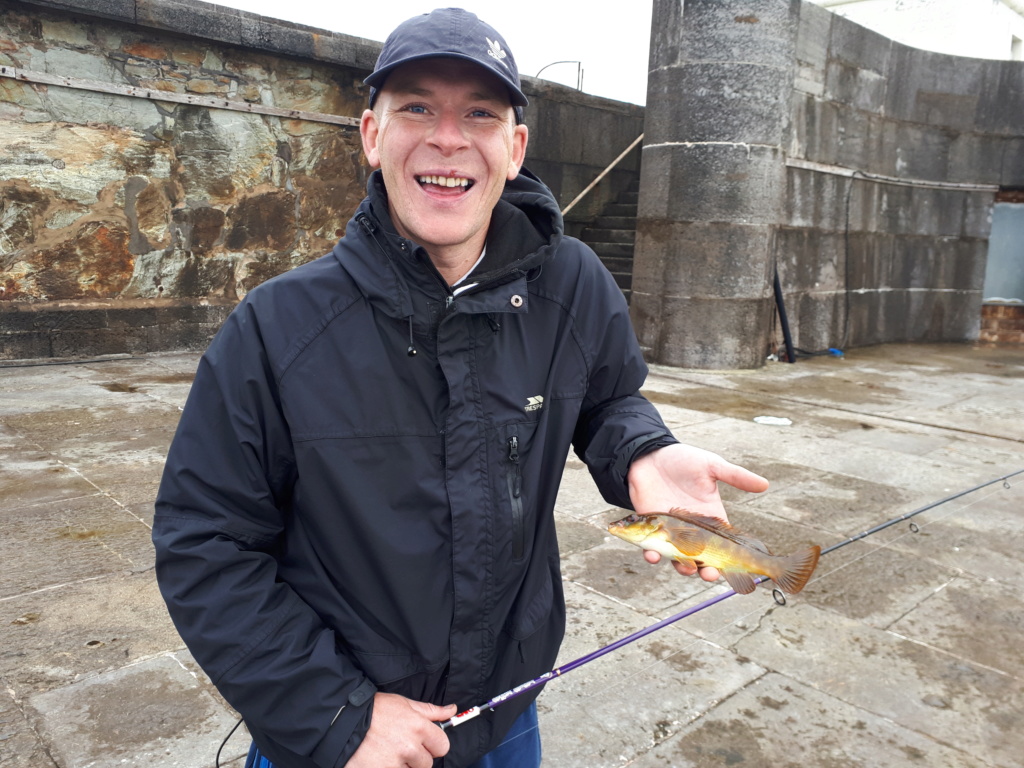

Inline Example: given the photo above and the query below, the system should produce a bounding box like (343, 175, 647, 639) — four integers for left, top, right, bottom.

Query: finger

(408, 701, 458, 721)
(643, 550, 660, 564)
(421, 721, 452, 759)
(697, 566, 721, 582)
(714, 461, 769, 494)
(671, 559, 698, 576)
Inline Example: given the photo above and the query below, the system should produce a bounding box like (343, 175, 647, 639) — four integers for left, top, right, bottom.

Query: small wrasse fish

(608, 509, 821, 595)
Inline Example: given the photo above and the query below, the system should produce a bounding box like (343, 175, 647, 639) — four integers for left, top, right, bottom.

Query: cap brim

(364, 53, 529, 107)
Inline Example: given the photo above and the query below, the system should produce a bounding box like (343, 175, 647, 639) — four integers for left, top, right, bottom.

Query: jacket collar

(332, 168, 563, 319)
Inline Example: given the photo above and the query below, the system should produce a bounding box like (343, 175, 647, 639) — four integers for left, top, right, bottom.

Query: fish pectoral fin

(722, 570, 758, 595)
(669, 526, 708, 558)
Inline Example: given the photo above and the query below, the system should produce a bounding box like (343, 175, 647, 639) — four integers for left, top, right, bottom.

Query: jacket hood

(332, 167, 564, 320)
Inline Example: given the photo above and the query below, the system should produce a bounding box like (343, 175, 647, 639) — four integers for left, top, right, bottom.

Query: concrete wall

(632, 0, 1024, 369)
(0, 0, 642, 359)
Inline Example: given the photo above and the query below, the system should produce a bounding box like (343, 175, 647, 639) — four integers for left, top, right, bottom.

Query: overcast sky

(214, 0, 654, 105)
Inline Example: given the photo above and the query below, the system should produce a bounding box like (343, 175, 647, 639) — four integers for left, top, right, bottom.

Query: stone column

(631, 0, 800, 369)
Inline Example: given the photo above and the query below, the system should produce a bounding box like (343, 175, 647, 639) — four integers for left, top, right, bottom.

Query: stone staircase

(580, 181, 639, 303)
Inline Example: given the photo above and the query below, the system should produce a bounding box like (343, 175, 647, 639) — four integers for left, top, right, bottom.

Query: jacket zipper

(357, 213, 455, 309)
(507, 435, 525, 560)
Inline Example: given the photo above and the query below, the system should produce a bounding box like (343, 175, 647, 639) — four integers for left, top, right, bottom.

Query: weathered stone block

(784, 167, 845, 231)
(136, 0, 243, 46)
(890, 123, 953, 182)
(795, 0, 830, 71)
(823, 59, 888, 113)
(650, 0, 799, 71)
(947, 133, 1006, 186)
(890, 237, 988, 292)
(831, 101, 880, 174)
(884, 45, 987, 125)
(794, 290, 846, 351)
(630, 292, 774, 369)
(828, 13, 892, 76)
(844, 231, 894, 291)
(240, 15, 315, 60)
(20, 0, 136, 24)
(774, 226, 844, 293)
(645, 61, 792, 146)
(632, 220, 774, 300)
(788, 93, 840, 165)
(974, 60, 1024, 135)
(1000, 138, 1024, 187)
(639, 143, 786, 225)
(0, 328, 52, 359)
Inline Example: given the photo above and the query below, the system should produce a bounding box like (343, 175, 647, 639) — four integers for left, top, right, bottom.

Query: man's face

(360, 59, 529, 263)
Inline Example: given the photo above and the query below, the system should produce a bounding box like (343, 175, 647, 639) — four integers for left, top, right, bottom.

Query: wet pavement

(1, 342, 1022, 767)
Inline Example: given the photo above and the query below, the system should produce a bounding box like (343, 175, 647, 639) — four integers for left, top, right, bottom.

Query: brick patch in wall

(979, 303, 1024, 344)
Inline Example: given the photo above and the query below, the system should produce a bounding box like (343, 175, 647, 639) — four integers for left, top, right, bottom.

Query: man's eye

(403, 104, 428, 114)
(470, 109, 495, 118)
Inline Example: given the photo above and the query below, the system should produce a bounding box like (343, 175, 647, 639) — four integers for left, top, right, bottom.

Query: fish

(607, 508, 821, 595)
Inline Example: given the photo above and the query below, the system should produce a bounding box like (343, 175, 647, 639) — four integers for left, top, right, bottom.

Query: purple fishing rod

(438, 467, 1023, 731)
(438, 585, 741, 729)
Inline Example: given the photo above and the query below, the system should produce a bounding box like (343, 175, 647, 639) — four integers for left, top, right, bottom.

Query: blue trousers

(244, 701, 541, 768)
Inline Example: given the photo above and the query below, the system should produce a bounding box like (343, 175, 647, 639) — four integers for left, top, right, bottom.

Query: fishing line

(804, 481, 1008, 588)
(437, 468, 1024, 731)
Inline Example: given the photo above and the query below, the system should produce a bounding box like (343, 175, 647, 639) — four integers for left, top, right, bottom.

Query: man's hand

(627, 443, 769, 581)
(348, 693, 456, 768)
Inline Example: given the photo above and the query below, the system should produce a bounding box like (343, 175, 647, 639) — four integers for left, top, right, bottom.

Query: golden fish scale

(665, 525, 774, 575)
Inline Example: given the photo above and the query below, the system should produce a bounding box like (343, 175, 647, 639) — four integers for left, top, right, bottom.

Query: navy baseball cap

(365, 8, 528, 121)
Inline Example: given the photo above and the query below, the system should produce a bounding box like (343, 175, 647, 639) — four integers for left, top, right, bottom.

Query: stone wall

(632, 0, 1023, 369)
(0, 0, 642, 359)
(781, 2, 1022, 352)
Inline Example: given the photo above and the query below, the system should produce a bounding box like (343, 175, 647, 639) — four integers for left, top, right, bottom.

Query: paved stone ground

(1, 343, 1021, 768)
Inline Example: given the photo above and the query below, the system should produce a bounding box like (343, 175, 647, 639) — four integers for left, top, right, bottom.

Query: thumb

(408, 700, 459, 721)
(713, 459, 769, 494)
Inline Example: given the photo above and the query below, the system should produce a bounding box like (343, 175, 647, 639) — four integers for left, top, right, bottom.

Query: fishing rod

(438, 467, 1024, 730)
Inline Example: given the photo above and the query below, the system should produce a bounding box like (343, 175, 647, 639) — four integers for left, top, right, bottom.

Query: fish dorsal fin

(664, 508, 771, 555)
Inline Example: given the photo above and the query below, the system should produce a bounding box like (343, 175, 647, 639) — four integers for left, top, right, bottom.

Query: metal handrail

(561, 134, 644, 216)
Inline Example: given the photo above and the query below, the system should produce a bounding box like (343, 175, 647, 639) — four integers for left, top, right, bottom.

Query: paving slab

(0, 573, 181, 696)
(637, 672, 989, 768)
(734, 603, 1023, 768)
(0, 494, 146, 599)
(25, 654, 242, 768)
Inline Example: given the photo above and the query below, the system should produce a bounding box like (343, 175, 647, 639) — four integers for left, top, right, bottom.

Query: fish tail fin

(771, 545, 822, 595)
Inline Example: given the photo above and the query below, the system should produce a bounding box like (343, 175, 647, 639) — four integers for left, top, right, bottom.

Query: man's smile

(417, 175, 474, 190)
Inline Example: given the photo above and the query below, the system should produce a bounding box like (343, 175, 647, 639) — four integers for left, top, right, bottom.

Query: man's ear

(361, 108, 382, 169)
(507, 123, 528, 181)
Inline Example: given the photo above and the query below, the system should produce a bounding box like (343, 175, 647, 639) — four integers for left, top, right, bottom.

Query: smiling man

(153, 8, 768, 768)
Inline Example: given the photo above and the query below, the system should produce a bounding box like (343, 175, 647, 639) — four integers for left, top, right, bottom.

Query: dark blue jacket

(153, 169, 675, 767)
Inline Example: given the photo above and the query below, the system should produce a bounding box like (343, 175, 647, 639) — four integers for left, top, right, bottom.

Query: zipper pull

(508, 436, 522, 497)
(356, 213, 375, 234)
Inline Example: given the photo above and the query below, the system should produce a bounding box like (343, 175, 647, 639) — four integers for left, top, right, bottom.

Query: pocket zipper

(507, 435, 525, 560)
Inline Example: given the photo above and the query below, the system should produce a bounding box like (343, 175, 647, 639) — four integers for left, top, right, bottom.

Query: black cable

(216, 716, 245, 768)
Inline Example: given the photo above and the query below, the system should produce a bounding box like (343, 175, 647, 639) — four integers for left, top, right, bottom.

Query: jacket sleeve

(569, 246, 678, 509)
(153, 301, 373, 768)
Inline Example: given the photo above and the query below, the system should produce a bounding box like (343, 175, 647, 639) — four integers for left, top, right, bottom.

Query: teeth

(418, 175, 471, 188)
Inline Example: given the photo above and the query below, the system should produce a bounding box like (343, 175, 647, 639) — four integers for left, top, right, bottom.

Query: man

(153, 8, 768, 768)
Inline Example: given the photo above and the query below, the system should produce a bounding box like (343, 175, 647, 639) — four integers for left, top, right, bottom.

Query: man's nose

(428, 111, 470, 153)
